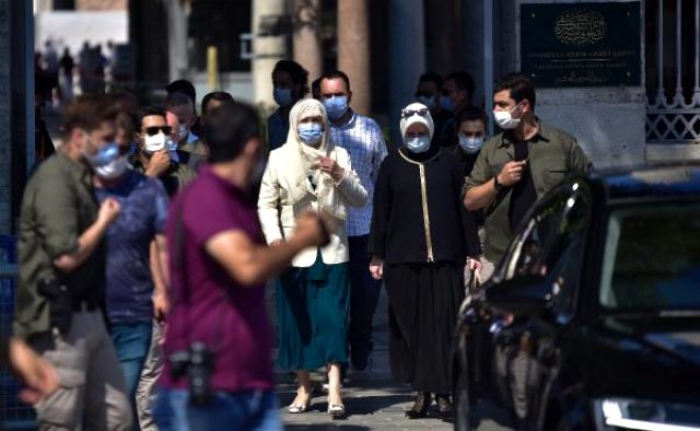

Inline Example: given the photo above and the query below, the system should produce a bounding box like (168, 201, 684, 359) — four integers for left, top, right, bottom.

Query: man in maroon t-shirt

(153, 103, 330, 431)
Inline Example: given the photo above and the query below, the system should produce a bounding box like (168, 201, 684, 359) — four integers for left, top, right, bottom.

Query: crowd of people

(37, 39, 126, 107)
(6, 58, 592, 431)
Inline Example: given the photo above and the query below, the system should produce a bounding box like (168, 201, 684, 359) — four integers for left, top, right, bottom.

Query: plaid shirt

(330, 112, 388, 236)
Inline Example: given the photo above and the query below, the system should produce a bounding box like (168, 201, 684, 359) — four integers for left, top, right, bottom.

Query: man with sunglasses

(464, 73, 591, 279)
(132, 106, 197, 197)
(14, 95, 132, 430)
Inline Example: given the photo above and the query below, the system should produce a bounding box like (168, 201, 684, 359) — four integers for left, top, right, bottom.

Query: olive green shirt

(180, 138, 208, 172)
(14, 153, 106, 339)
(466, 121, 591, 263)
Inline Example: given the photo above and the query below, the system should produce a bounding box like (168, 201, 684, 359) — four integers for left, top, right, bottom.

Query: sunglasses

(401, 107, 429, 119)
(142, 126, 172, 137)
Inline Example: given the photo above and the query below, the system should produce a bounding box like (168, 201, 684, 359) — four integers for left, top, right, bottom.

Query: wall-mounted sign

(520, 2, 641, 87)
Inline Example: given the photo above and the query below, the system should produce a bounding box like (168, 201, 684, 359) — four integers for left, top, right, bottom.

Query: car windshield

(599, 202, 700, 312)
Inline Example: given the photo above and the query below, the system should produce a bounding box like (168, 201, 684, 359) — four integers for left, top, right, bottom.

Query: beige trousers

(31, 310, 132, 431)
(135, 320, 163, 431)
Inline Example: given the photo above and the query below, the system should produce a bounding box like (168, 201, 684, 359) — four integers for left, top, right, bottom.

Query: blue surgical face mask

(404, 135, 431, 154)
(416, 95, 437, 110)
(297, 122, 324, 146)
(273, 87, 294, 107)
(441, 96, 455, 112)
(84, 141, 119, 168)
(458, 135, 484, 154)
(323, 95, 349, 120)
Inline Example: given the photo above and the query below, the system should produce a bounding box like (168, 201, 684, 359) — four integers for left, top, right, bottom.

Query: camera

(38, 278, 72, 334)
(168, 342, 215, 406)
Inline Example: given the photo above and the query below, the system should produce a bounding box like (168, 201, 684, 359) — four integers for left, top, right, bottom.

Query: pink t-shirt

(160, 166, 273, 392)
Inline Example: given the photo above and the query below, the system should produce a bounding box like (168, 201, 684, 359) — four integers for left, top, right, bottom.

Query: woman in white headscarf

(368, 102, 481, 420)
(258, 98, 367, 419)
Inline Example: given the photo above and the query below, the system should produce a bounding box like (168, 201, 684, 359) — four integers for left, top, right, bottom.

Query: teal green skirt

(276, 252, 350, 371)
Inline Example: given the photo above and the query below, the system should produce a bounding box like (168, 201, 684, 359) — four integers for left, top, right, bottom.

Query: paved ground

(274, 290, 454, 431)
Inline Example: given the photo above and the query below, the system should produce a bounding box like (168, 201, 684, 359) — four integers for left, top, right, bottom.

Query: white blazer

(257, 144, 368, 267)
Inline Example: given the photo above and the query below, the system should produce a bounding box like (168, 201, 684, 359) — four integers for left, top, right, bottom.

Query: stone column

(425, 0, 462, 74)
(166, 0, 189, 84)
(129, 1, 169, 91)
(464, 0, 486, 105)
(337, 0, 370, 115)
(252, 0, 288, 111)
(388, 0, 425, 147)
(292, 0, 322, 81)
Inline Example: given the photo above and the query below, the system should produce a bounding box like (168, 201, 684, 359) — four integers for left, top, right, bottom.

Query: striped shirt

(329, 112, 388, 236)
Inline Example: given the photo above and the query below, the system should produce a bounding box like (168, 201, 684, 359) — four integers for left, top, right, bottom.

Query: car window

(503, 199, 563, 280)
(549, 236, 585, 314)
(600, 203, 700, 312)
(502, 183, 590, 313)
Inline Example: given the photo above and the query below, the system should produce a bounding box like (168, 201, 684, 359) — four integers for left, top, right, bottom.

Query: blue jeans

(154, 387, 280, 431)
(348, 235, 382, 369)
(110, 322, 153, 430)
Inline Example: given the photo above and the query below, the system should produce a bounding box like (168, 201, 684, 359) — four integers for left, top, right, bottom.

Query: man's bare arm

(206, 213, 329, 286)
(53, 198, 121, 273)
(464, 161, 526, 211)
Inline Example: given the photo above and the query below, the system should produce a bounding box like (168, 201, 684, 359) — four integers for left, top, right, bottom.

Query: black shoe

(435, 393, 453, 419)
(350, 350, 369, 371)
(406, 392, 431, 419)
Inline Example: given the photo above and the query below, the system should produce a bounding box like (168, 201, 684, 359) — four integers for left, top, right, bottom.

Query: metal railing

(646, 0, 700, 144)
(0, 245, 36, 429)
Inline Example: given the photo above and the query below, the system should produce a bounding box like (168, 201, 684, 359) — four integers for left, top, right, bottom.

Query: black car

(454, 164, 700, 431)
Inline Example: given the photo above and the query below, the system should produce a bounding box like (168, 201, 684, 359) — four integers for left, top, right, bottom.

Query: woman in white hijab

(258, 98, 367, 419)
(368, 102, 481, 419)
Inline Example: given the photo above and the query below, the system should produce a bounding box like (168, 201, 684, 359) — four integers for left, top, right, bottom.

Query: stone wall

(512, 0, 647, 169)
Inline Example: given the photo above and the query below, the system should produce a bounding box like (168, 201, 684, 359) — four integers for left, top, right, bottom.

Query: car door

(489, 182, 591, 430)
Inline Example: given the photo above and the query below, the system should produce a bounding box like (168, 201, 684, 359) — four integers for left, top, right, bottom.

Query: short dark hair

(62, 94, 119, 138)
(165, 92, 194, 112)
(311, 78, 322, 100)
(116, 112, 137, 142)
(273, 60, 310, 97)
(166, 79, 196, 105)
(201, 91, 235, 116)
(138, 106, 166, 128)
(445, 71, 475, 100)
(204, 102, 261, 163)
(455, 106, 488, 129)
(494, 72, 536, 109)
(419, 72, 443, 89)
(321, 70, 351, 92)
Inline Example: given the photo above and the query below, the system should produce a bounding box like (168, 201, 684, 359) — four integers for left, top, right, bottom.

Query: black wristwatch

(493, 176, 504, 192)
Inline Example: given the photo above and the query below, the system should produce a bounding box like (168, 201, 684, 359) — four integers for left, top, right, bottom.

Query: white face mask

(493, 103, 523, 130)
(458, 135, 484, 154)
(405, 135, 431, 153)
(144, 133, 168, 153)
(95, 155, 129, 180)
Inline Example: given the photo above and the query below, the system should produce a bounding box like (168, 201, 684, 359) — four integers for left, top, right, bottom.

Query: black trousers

(384, 262, 464, 394)
(347, 235, 382, 368)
